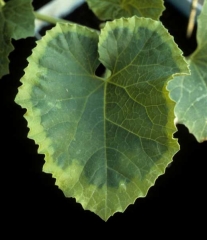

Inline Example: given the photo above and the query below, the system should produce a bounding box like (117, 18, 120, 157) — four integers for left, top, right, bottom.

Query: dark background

(2, 0, 206, 234)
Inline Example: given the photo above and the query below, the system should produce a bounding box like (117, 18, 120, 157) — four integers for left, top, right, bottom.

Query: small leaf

(86, 0, 165, 20)
(0, 0, 34, 79)
(167, 1, 207, 142)
(15, 17, 189, 220)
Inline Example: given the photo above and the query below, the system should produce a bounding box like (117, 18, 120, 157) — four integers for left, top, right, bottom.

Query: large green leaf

(15, 17, 189, 220)
(167, 1, 207, 142)
(0, 0, 34, 79)
(86, 0, 165, 20)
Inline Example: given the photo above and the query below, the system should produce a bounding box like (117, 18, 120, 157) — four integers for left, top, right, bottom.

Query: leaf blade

(0, 0, 34, 79)
(167, 1, 207, 142)
(16, 17, 189, 220)
(86, 0, 165, 20)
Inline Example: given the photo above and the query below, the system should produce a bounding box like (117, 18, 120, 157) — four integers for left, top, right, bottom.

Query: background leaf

(0, 0, 34, 79)
(0, 0, 5, 7)
(86, 0, 165, 21)
(167, 0, 207, 142)
(15, 17, 188, 220)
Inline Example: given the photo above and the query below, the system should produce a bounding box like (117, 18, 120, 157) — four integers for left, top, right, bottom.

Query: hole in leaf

(95, 63, 111, 79)
(95, 63, 106, 77)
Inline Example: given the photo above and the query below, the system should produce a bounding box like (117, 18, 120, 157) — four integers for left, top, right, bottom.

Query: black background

(2, 0, 206, 234)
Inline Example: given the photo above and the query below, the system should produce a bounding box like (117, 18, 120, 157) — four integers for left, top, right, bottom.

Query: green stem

(34, 12, 73, 25)
(34, 11, 99, 33)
